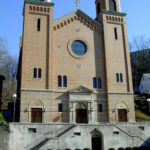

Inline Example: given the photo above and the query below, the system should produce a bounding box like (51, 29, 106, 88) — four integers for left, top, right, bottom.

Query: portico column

(69, 102, 74, 123)
(88, 102, 93, 123)
(72, 102, 76, 123)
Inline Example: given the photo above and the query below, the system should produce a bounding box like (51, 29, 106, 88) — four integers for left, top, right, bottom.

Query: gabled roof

(0, 75, 5, 81)
(53, 9, 102, 31)
(69, 85, 93, 93)
(143, 73, 150, 79)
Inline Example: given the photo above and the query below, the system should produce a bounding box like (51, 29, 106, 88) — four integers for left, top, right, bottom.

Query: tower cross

(75, 0, 80, 9)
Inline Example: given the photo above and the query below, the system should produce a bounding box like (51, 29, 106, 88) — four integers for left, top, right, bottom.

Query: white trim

(21, 88, 133, 95)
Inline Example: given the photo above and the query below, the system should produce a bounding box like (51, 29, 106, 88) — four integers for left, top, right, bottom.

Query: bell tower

(95, 0, 135, 122)
(95, 0, 121, 18)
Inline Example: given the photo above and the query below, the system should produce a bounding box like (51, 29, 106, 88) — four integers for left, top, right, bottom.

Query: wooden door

(118, 109, 127, 122)
(76, 109, 87, 123)
(31, 108, 42, 123)
(92, 137, 102, 150)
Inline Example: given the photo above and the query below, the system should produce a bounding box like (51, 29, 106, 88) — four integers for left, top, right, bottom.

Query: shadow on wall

(140, 137, 150, 148)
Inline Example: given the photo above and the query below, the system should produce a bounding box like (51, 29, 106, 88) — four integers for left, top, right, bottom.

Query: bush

(125, 147, 133, 150)
(139, 147, 149, 150)
(65, 149, 71, 150)
(109, 148, 116, 150)
(75, 149, 81, 150)
(133, 147, 139, 150)
(0, 113, 6, 124)
(118, 148, 125, 150)
(83, 148, 91, 150)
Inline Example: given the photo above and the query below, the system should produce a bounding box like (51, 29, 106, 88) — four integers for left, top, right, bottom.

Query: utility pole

(13, 94, 17, 122)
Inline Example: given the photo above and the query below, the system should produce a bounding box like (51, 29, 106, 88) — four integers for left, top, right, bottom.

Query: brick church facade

(17, 0, 135, 124)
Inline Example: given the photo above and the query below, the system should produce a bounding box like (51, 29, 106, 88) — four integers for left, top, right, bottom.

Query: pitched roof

(69, 85, 93, 93)
(53, 9, 102, 30)
(143, 73, 150, 78)
(0, 75, 5, 80)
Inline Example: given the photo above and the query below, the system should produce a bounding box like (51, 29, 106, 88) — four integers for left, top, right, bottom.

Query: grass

(0, 112, 6, 124)
(135, 109, 150, 121)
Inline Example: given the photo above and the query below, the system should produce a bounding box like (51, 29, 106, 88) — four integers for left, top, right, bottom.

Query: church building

(17, 0, 135, 124)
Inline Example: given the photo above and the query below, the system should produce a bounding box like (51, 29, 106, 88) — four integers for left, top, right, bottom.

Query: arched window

(116, 73, 119, 82)
(120, 73, 123, 82)
(33, 68, 37, 78)
(63, 76, 67, 87)
(97, 3, 101, 15)
(109, 0, 117, 11)
(38, 68, 41, 78)
(98, 77, 101, 89)
(93, 77, 97, 88)
(37, 19, 40, 31)
(58, 75, 62, 87)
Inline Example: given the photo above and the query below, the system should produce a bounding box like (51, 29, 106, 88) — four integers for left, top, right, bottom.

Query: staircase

(25, 124, 76, 150)
(114, 124, 146, 143)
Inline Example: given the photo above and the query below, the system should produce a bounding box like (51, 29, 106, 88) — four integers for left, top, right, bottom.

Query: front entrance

(75, 103, 88, 123)
(118, 109, 127, 122)
(31, 108, 42, 123)
(92, 130, 102, 150)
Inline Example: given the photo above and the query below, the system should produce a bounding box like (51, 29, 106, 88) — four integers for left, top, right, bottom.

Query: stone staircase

(114, 124, 146, 142)
(25, 124, 76, 150)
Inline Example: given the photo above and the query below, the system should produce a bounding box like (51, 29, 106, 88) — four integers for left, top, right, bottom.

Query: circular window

(71, 40, 87, 56)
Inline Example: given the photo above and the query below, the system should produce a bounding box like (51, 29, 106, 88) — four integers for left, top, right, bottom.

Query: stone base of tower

(107, 93, 135, 123)
(1, 122, 150, 150)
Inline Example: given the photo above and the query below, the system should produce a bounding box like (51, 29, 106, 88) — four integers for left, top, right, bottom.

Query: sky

(0, 0, 150, 59)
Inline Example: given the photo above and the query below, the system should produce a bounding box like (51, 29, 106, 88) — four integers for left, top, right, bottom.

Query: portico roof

(69, 85, 93, 93)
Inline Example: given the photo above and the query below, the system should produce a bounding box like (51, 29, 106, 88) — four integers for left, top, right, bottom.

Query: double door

(31, 108, 42, 123)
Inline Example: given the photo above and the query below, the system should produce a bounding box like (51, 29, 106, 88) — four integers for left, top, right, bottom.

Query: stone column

(72, 102, 76, 123)
(88, 102, 93, 124)
(69, 102, 74, 123)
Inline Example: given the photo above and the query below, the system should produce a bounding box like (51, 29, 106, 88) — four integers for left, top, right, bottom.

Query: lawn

(135, 109, 150, 122)
(0, 112, 6, 124)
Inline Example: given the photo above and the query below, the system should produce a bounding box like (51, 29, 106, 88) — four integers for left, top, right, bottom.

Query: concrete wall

(0, 122, 149, 150)
(0, 125, 9, 150)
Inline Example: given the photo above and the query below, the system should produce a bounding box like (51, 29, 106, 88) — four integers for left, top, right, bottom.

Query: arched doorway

(75, 103, 88, 123)
(116, 102, 128, 122)
(92, 129, 103, 150)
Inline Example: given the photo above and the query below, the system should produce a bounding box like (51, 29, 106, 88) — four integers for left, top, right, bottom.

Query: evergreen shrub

(83, 148, 91, 150)
(125, 147, 133, 150)
(118, 148, 125, 150)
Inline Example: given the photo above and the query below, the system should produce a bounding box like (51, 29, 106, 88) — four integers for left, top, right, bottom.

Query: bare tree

(0, 38, 17, 102)
(130, 36, 150, 87)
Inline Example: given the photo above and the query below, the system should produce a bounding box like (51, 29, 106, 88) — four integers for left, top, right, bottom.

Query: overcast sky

(0, 0, 150, 58)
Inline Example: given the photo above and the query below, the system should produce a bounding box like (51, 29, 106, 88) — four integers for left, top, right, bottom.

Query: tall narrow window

(116, 73, 119, 82)
(98, 77, 101, 89)
(98, 104, 103, 113)
(63, 76, 67, 87)
(58, 103, 62, 112)
(93, 77, 97, 88)
(114, 28, 118, 40)
(33, 68, 37, 78)
(37, 19, 40, 31)
(97, 3, 101, 15)
(120, 73, 123, 82)
(38, 68, 41, 78)
(58, 75, 62, 87)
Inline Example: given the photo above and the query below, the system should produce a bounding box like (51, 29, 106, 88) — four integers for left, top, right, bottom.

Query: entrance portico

(68, 85, 94, 124)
